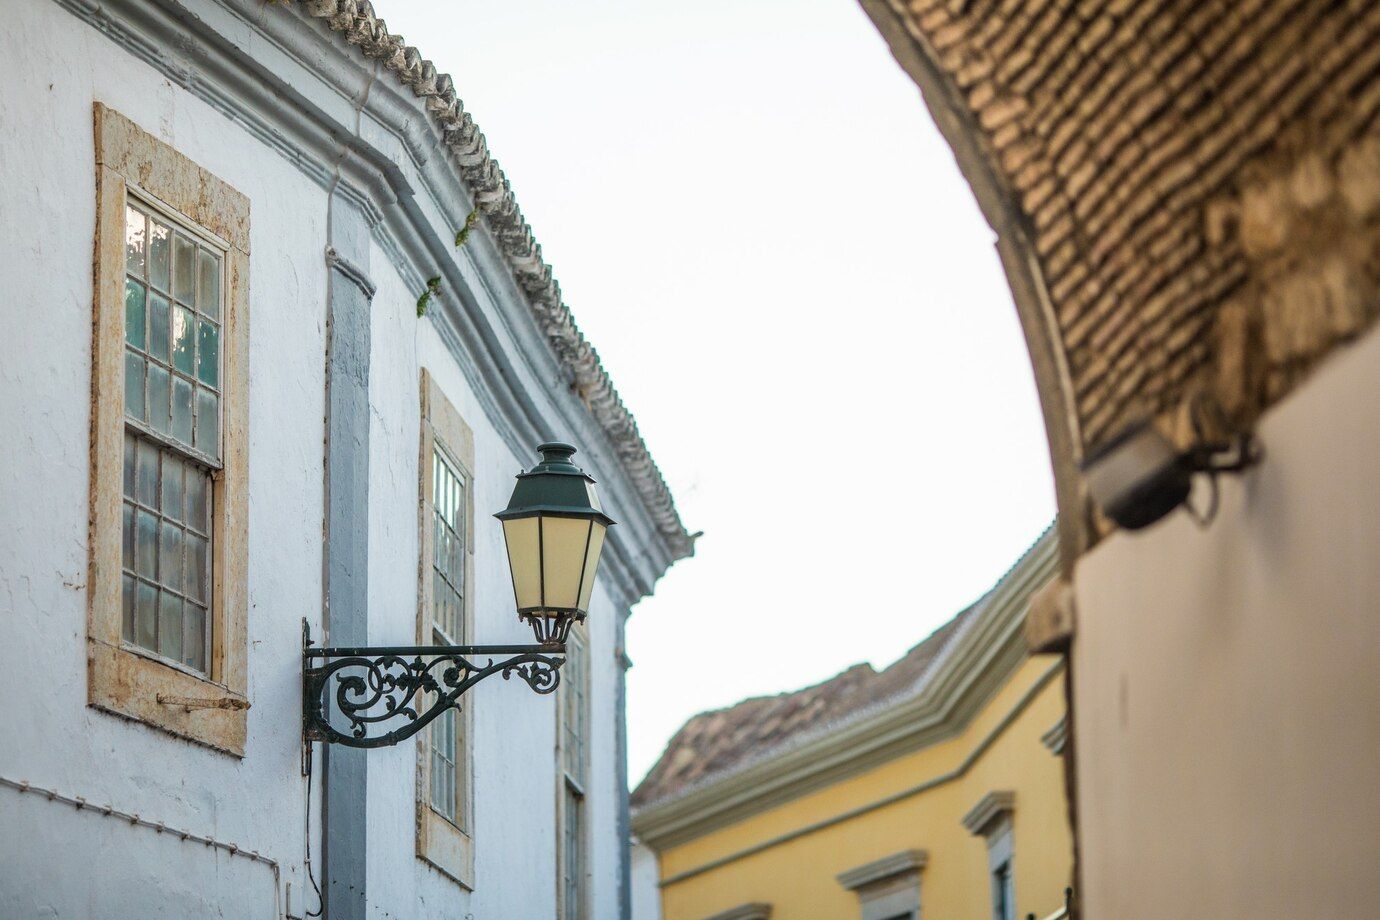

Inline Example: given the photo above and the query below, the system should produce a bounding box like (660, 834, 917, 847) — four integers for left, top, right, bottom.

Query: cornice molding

(836, 850, 928, 891)
(961, 790, 1015, 837)
(704, 904, 772, 920)
(633, 528, 1059, 849)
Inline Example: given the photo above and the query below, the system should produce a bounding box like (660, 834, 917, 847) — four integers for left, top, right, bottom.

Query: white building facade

(0, 1, 691, 918)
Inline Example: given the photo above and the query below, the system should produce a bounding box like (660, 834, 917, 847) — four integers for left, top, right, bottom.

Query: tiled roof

(631, 608, 973, 810)
(298, 0, 690, 558)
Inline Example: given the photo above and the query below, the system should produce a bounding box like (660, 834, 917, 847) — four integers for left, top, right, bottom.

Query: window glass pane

(122, 574, 136, 642)
(186, 470, 209, 534)
(186, 532, 209, 605)
(197, 320, 218, 387)
(149, 220, 171, 292)
(172, 232, 196, 303)
(196, 389, 218, 458)
(135, 581, 158, 650)
(125, 278, 146, 349)
(135, 510, 158, 580)
(158, 590, 183, 662)
(135, 439, 159, 508)
(149, 293, 170, 362)
(184, 604, 206, 671)
(172, 305, 195, 376)
(125, 207, 147, 277)
(148, 364, 170, 434)
(172, 376, 194, 445)
(161, 455, 184, 523)
(198, 249, 220, 320)
(124, 351, 146, 423)
(123, 432, 136, 498)
(159, 522, 183, 597)
(122, 504, 135, 570)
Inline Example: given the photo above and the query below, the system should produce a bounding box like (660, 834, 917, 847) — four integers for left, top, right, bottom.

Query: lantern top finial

(532, 441, 581, 475)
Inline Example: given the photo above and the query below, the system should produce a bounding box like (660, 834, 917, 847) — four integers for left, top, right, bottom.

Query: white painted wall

(1073, 323, 1380, 919)
(0, 1, 642, 917)
(630, 839, 663, 920)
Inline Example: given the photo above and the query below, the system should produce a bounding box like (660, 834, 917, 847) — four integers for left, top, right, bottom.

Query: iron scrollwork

(303, 635, 564, 749)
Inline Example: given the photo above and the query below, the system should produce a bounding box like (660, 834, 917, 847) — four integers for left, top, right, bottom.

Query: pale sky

(379, 0, 1057, 786)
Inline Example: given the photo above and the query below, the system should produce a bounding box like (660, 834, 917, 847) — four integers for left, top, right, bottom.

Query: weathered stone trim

(961, 789, 1015, 837)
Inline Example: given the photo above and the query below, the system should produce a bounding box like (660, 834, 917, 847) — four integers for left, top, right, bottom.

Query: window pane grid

(121, 201, 221, 675)
(429, 447, 467, 828)
(124, 203, 222, 464)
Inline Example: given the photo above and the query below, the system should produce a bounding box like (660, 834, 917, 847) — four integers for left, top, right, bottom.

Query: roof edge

(299, 0, 692, 559)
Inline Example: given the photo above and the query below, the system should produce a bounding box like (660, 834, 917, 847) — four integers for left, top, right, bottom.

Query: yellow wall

(658, 656, 1071, 920)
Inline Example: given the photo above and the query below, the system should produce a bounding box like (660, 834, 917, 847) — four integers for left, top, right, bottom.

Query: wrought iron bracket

(303, 625, 565, 749)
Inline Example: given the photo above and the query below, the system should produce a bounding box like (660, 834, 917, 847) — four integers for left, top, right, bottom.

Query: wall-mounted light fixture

(303, 443, 613, 748)
(1082, 403, 1260, 531)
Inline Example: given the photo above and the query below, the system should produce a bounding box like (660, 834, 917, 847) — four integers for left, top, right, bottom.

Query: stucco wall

(656, 659, 1071, 920)
(0, 1, 327, 916)
(0, 1, 640, 917)
(1073, 323, 1380, 919)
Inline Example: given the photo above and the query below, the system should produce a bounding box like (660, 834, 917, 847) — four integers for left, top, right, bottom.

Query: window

(121, 201, 222, 673)
(836, 850, 925, 920)
(89, 103, 249, 755)
(962, 790, 1017, 920)
(415, 369, 476, 886)
(557, 628, 589, 920)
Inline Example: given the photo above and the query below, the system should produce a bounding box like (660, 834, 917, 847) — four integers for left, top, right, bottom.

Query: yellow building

(632, 529, 1071, 920)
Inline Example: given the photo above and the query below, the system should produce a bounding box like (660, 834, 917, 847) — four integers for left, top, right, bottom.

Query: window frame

(88, 103, 250, 756)
(415, 368, 477, 888)
(556, 624, 591, 920)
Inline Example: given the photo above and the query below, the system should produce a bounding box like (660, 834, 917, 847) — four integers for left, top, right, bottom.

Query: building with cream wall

(633, 530, 1071, 920)
(0, 1, 690, 917)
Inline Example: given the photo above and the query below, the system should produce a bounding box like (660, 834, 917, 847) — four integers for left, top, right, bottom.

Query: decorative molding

(961, 790, 1015, 838)
(634, 527, 1058, 849)
(1041, 715, 1067, 756)
(837, 849, 928, 892)
(703, 903, 772, 920)
(325, 246, 377, 300)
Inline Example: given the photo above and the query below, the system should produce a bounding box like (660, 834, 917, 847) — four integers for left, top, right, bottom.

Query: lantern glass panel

(502, 517, 542, 611)
(540, 516, 594, 611)
(576, 522, 606, 612)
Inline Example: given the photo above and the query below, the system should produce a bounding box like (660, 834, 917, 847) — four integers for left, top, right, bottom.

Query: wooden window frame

(415, 368, 476, 887)
(88, 103, 250, 756)
(556, 625, 591, 920)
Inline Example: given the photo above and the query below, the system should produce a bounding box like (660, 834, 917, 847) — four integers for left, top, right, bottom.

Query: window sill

(87, 638, 247, 756)
(417, 801, 475, 890)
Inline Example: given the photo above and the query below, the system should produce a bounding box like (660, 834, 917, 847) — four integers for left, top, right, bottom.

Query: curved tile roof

(300, 0, 691, 558)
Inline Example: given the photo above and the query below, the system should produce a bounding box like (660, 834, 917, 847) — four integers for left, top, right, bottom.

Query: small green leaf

(454, 208, 481, 247)
(416, 276, 442, 317)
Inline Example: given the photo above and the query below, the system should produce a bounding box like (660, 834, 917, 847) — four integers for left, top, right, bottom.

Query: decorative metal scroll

(303, 639, 564, 749)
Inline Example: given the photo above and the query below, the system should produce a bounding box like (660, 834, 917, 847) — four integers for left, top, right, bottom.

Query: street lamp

(497, 442, 614, 646)
(303, 442, 614, 748)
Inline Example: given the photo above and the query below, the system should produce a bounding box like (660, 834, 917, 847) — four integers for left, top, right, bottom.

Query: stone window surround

(702, 903, 772, 920)
(415, 368, 477, 888)
(557, 626, 591, 920)
(837, 849, 928, 920)
(963, 791, 1017, 920)
(88, 103, 250, 756)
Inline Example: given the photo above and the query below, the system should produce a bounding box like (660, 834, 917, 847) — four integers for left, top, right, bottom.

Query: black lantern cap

(494, 443, 616, 526)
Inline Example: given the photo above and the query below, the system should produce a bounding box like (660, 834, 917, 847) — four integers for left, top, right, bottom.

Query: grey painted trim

(52, 0, 684, 609)
(634, 530, 1059, 848)
(703, 904, 772, 920)
(322, 192, 373, 920)
(837, 850, 928, 891)
(962, 790, 1015, 838)
(656, 661, 1064, 888)
(615, 614, 632, 920)
(325, 246, 377, 300)
(1041, 715, 1068, 756)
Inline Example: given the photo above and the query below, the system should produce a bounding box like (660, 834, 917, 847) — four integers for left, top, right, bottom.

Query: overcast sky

(379, 0, 1057, 785)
